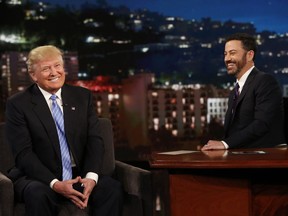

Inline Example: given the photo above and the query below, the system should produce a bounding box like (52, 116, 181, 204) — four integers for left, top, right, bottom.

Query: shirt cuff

(85, 172, 99, 184)
(221, 141, 229, 149)
(50, 179, 59, 189)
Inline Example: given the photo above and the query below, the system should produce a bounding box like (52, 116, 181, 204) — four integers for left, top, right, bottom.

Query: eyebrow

(40, 62, 61, 67)
(224, 49, 237, 54)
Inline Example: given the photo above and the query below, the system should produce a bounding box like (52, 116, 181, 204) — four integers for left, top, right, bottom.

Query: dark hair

(226, 33, 257, 60)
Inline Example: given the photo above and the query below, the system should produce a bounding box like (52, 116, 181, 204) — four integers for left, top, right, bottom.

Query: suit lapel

(30, 85, 62, 159)
(224, 68, 258, 135)
(61, 85, 78, 151)
(236, 69, 257, 105)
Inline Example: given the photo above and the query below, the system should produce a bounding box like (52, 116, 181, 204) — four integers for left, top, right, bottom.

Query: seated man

(6, 45, 122, 216)
(202, 33, 286, 150)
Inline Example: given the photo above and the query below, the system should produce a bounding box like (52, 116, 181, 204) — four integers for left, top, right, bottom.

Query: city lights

(0, 34, 26, 44)
(1, 0, 288, 148)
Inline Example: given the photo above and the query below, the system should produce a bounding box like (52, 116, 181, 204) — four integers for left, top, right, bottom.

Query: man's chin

(44, 84, 64, 94)
(227, 69, 236, 75)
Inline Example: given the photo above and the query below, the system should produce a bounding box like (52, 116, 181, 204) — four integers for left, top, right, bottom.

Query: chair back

(283, 97, 288, 144)
(0, 118, 115, 176)
(98, 118, 115, 176)
(0, 122, 14, 175)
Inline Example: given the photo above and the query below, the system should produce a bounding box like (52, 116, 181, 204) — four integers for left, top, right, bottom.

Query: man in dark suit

(5, 45, 122, 216)
(202, 33, 286, 150)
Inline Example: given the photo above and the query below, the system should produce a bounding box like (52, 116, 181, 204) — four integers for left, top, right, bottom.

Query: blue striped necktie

(50, 94, 72, 180)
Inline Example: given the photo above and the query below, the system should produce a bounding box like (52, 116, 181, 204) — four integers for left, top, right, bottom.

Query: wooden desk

(150, 147, 288, 216)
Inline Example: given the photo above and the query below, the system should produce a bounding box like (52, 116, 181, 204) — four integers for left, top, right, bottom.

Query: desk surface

(149, 147, 288, 169)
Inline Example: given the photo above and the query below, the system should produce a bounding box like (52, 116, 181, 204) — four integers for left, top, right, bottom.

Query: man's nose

(224, 54, 231, 62)
(50, 66, 58, 74)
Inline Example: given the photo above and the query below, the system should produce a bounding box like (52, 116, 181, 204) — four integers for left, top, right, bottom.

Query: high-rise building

(1, 52, 31, 100)
(121, 73, 155, 148)
(68, 77, 123, 147)
(207, 98, 228, 125)
(147, 84, 208, 142)
(63, 51, 79, 81)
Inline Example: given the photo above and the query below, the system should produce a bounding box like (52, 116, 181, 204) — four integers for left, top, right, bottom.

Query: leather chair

(0, 118, 153, 216)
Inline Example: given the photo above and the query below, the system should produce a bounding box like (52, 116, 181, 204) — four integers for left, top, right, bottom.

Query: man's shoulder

(251, 68, 277, 81)
(63, 83, 90, 92)
(250, 68, 281, 93)
(7, 84, 35, 102)
(62, 84, 92, 100)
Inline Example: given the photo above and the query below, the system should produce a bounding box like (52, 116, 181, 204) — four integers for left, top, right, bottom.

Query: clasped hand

(53, 176, 96, 209)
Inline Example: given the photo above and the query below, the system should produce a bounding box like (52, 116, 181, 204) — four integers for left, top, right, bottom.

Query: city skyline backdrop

(42, 0, 288, 34)
(1, 0, 288, 156)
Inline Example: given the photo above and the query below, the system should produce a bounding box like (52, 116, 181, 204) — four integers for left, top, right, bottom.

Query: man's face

(224, 40, 252, 79)
(29, 57, 65, 94)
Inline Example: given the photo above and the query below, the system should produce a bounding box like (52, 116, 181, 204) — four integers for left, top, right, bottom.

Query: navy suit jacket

(6, 84, 104, 188)
(223, 67, 286, 148)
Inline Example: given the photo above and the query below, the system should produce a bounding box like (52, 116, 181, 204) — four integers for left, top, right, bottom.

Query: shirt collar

(237, 66, 254, 92)
(37, 86, 62, 101)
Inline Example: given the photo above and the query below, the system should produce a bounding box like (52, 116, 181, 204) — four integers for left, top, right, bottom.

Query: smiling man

(5, 45, 122, 216)
(202, 33, 286, 150)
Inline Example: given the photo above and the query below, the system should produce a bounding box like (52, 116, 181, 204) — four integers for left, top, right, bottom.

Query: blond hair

(27, 45, 64, 73)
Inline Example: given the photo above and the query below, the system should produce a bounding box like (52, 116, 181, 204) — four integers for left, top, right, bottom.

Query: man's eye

(55, 64, 62, 68)
(41, 67, 50, 72)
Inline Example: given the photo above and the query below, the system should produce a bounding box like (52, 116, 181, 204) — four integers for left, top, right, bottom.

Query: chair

(283, 97, 288, 143)
(0, 118, 153, 216)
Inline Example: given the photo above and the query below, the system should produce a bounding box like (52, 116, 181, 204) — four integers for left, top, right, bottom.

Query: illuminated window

(172, 130, 178, 136)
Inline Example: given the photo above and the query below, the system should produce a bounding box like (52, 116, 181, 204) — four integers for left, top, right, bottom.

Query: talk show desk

(149, 147, 288, 216)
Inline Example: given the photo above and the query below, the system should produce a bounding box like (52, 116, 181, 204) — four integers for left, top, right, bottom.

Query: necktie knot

(50, 94, 57, 101)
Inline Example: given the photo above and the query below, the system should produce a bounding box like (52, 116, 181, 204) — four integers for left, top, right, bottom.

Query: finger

(82, 196, 89, 208)
(70, 199, 82, 209)
(70, 195, 86, 209)
(202, 145, 213, 151)
(64, 177, 80, 185)
(71, 199, 85, 209)
(72, 189, 86, 200)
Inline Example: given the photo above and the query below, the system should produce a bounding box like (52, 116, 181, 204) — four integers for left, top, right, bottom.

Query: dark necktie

(231, 83, 240, 115)
(50, 95, 72, 180)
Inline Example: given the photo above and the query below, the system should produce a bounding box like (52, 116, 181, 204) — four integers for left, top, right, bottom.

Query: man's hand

(79, 178, 96, 208)
(52, 176, 87, 209)
(201, 140, 226, 150)
(202, 149, 228, 158)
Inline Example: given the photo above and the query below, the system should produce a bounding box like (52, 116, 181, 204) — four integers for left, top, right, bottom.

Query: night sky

(44, 0, 288, 34)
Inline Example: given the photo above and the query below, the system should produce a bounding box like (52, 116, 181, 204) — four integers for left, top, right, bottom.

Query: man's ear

(247, 50, 254, 61)
(29, 72, 37, 82)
